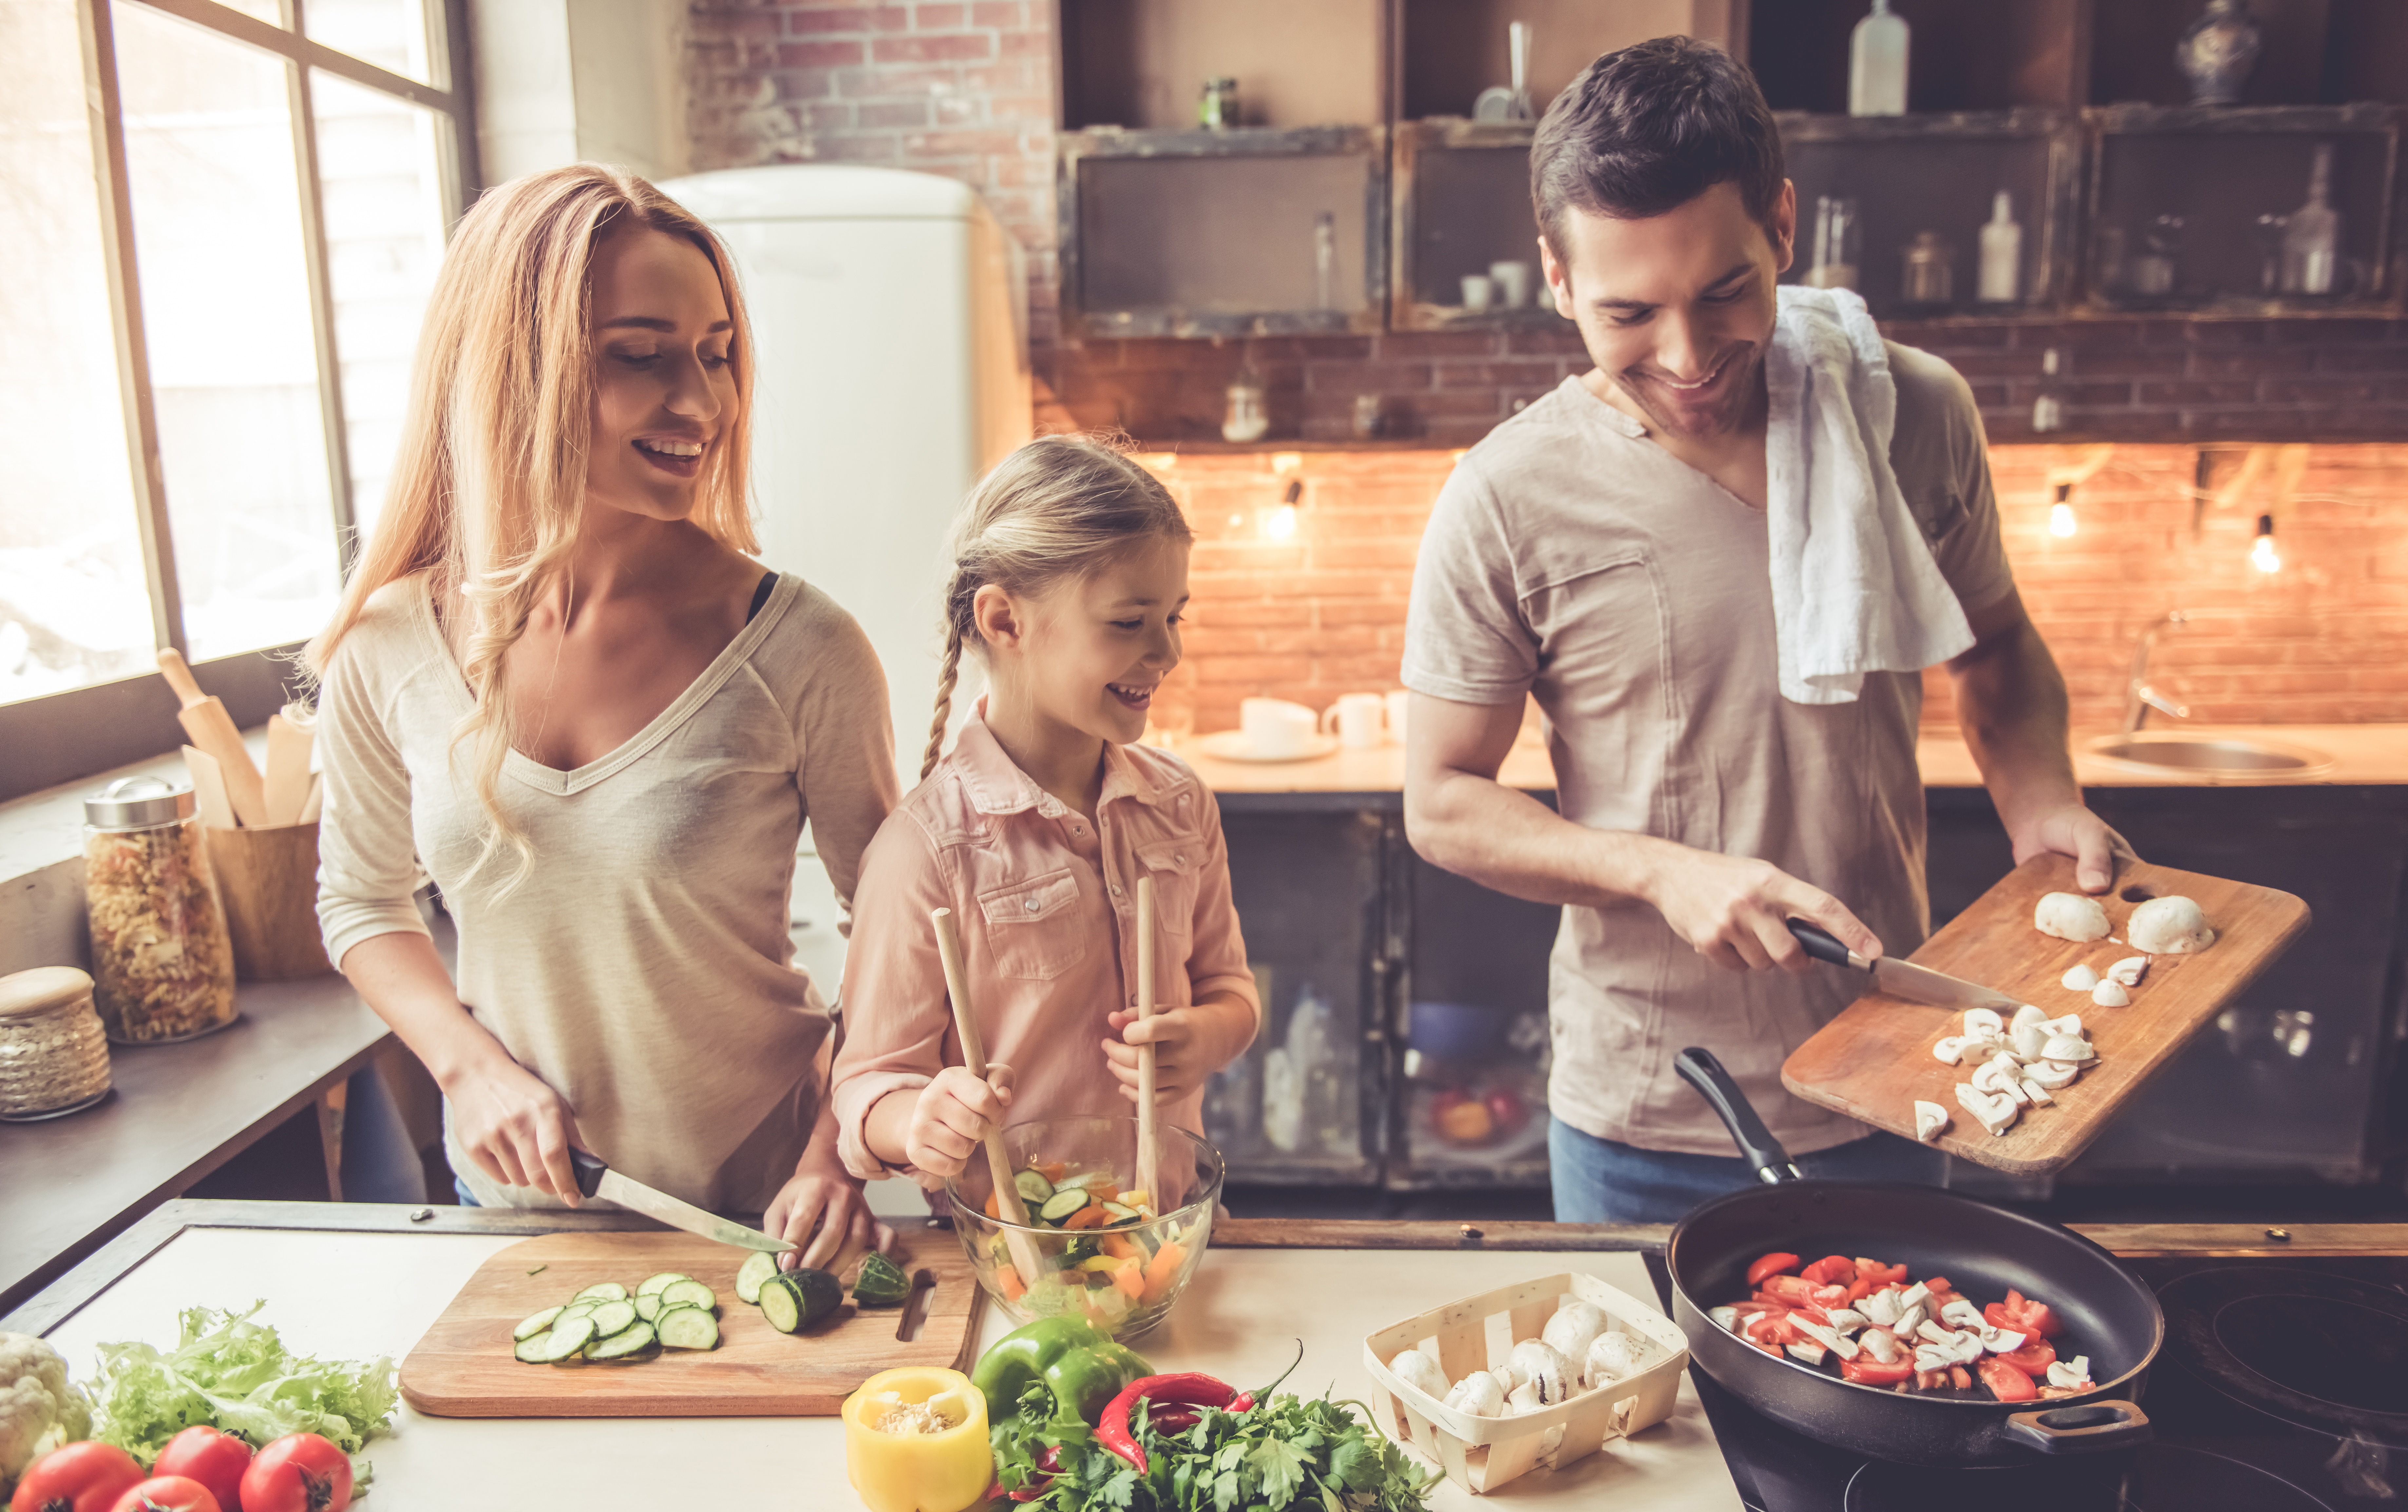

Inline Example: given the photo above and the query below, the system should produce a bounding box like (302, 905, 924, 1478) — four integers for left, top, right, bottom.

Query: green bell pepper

(972, 1316, 1151, 1427)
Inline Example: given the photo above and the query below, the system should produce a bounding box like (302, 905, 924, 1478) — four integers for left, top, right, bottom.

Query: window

(0, 0, 471, 798)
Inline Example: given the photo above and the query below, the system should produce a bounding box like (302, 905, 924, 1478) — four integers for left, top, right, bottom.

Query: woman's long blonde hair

(923, 436, 1192, 780)
(307, 164, 757, 886)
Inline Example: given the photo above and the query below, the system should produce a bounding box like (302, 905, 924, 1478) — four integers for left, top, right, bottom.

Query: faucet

(2123, 609, 2191, 733)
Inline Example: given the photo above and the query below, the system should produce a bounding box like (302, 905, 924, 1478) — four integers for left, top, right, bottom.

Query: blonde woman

(312, 165, 896, 1265)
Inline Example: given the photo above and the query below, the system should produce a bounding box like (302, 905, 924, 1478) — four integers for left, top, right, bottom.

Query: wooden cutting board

(399, 1229, 984, 1417)
(1782, 853, 2308, 1177)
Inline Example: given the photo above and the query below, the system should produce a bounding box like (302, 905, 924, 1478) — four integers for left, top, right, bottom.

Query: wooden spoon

(931, 906, 1042, 1288)
(1134, 875, 1160, 1212)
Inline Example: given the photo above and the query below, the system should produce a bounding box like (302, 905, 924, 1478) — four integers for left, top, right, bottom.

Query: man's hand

(1104, 995, 1253, 1105)
(903, 1064, 1014, 1178)
(1641, 843, 1883, 974)
(763, 1148, 894, 1274)
(2011, 802, 2129, 895)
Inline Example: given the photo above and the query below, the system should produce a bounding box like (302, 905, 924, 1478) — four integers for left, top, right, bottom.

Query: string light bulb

(2251, 513, 2281, 573)
(2048, 481, 2078, 538)
(1262, 479, 1302, 540)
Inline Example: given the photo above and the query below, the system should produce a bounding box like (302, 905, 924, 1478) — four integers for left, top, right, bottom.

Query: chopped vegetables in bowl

(943, 1117, 1223, 1340)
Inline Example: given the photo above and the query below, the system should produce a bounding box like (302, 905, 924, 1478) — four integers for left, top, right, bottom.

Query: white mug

(1460, 274, 1495, 314)
(1240, 697, 1318, 758)
(1322, 692, 1386, 749)
(1488, 260, 1533, 309)
(1384, 689, 1410, 746)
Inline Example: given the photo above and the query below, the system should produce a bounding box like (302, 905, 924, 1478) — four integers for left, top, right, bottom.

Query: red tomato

(237, 1437, 350, 1512)
(1810, 1284, 1850, 1310)
(153, 1428, 251, 1512)
(1947, 1365, 1974, 1391)
(1995, 1338, 2059, 1378)
(1854, 1259, 1908, 1289)
(1977, 1357, 2039, 1402)
(1760, 1274, 1820, 1306)
(1746, 1252, 1802, 1288)
(10, 1442, 146, 1512)
(1987, 1289, 2066, 1340)
(1799, 1256, 1857, 1288)
(1839, 1353, 1917, 1386)
(107, 1478, 218, 1512)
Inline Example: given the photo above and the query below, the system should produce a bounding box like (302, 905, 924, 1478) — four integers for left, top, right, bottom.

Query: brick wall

(1149, 442, 2408, 738)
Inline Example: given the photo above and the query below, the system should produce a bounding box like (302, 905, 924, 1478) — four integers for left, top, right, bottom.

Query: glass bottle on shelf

(1978, 191, 2021, 304)
(1806, 195, 1859, 290)
(1199, 77, 1238, 130)
(2032, 348, 2064, 434)
(1313, 212, 1337, 311)
(1222, 360, 1268, 444)
(1849, 0, 1909, 117)
(2280, 142, 2341, 296)
(1900, 231, 1954, 305)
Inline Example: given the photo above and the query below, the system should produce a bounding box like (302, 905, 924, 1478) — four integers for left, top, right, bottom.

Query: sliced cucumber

(1013, 1168, 1055, 1205)
(573, 1281, 630, 1304)
(758, 1270, 844, 1334)
(531, 1314, 597, 1362)
(590, 1344, 658, 1366)
(635, 1271, 690, 1297)
(588, 1321, 657, 1360)
(853, 1252, 911, 1308)
(1099, 1201, 1139, 1225)
(585, 1299, 638, 1337)
(559, 1299, 599, 1318)
(514, 1329, 557, 1362)
(736, 1250, 779, 1306)
(634, 1294, 663, 1323)
(1038, 1188, 1090, 1223)
(659, 1279, 718, 1314)
(656, 1305, 722, 1350)
(513, 1305, 564, 1342)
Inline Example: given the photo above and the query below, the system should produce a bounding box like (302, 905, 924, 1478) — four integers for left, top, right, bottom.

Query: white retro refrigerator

(662, 166, 1031, 780)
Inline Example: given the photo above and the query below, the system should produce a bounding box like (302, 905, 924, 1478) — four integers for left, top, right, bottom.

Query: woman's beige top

(316, 573, 898, 1211)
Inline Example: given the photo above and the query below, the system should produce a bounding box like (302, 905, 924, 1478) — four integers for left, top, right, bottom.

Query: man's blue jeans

(1549, 1116, 1948, 1224)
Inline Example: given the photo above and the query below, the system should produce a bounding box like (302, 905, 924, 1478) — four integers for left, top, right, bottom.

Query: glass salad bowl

(943, 1116, 1223, 1341)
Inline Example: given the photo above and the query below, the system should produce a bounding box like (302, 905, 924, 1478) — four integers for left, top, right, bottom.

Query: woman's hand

(441, 1047, 585, 1204)
(904, 1064, 1014, 1178)
(1105, 994, 1253, 1105)
(764, 1148, 894, 1274)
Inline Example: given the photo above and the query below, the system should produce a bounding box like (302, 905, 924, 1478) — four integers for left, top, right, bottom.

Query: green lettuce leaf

(83, 1302, 396, 1469)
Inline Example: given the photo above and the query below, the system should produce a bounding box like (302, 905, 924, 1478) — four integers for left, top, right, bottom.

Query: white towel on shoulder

(1764, 284, 1974, 705)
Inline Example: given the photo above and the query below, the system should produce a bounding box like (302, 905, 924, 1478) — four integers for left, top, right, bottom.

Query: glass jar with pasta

(83, 776, 237, 1043)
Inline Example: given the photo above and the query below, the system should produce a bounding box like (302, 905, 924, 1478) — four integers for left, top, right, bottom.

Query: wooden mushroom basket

(1360, 1271, 1689, 1494)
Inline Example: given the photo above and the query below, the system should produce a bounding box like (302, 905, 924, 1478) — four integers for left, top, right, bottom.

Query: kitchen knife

(569, 1150, 795, 1253)
(1787, 920, 2024, 1014)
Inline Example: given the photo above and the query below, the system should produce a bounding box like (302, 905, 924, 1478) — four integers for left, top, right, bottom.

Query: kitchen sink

(2085, 735, 2333, 776)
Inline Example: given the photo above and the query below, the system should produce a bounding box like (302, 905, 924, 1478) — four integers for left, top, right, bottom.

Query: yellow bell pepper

(843, 1367, 994, 1512)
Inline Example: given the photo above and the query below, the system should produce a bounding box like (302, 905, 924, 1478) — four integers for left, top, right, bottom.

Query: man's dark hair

(1530, 35, 1785, 258)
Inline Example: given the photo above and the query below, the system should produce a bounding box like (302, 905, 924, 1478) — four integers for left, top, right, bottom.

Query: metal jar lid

(0, 966, 96, 1021)
(84, 775, 195, 829)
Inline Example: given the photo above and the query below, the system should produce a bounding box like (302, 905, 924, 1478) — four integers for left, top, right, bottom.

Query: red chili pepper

(1097, 1373, 1248, 1472)
(1005, 1446, 1062, 1502)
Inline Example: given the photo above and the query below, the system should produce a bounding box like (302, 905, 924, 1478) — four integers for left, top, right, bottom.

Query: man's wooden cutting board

(1782, 853, 2308, 1177)
(399, 1229, 983, 1417)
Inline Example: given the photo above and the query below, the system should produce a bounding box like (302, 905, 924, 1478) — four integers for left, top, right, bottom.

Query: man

(1400, 37, 2118, 1224)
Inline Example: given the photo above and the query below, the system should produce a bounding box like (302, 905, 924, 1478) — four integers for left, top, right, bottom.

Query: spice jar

(83, 775, 237, 1044)
(0, 967, 113, 1120)
(1199, 77, 1238, 130)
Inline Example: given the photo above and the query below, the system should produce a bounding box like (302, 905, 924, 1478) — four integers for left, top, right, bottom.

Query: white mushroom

(1788, 1341, 1829, 1367)
(2061, 963, 2100, 992)
(1505, 1380, 1544, 1416)
(2019, 1077, 2055, 1107)
(1443, 1371, 1507, 1418)
(2091, 979, 2131, 1008)
(1857, 1289, 1904, 1327)
(2007, 1004, 2053, 1058)
(2129, 896, 2215, 955)
(2106, 957, 2148, 988)
(1963, 1008, 2005, 1041)
(1938, 1298, 1986, 1332)
(1388, 1348, 1450, 1404)
(2022, 1059, 2079, 1091)
(1932, 1036, 1972, 1066)
(2035, 891, 2111, 943)
(1896, 1283, 1930, 1311)
(1507, 1340, 1573, 1405)
(1973, 1052, 2032, 1105)
(1709, 1306, 1740, 1333)
(1583, 1330, 1656, 1390)
(2046, 1012, 2084, 1038)
(1823, 1308, 1868, 1336)
(1542, 1300, 1606, 1365)
(2047, 1355, 2095, 1390)
(1913, 1100, 1950, 1144)
(1790, 1316, 1857, 1361)
(2042, 1033, 2097, 1064)
(1894, 1302, 1929, 1336)
(1957, 1081, 2020, 1136)
(1860, 1326, 1902, 1364)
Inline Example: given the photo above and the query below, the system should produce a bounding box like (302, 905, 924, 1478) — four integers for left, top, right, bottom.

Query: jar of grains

(0, 967, 113, 1120)
(83, 776, 237, 1043)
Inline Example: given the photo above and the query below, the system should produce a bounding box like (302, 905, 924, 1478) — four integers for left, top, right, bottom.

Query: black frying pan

(1664, 1047, 2164, 1467)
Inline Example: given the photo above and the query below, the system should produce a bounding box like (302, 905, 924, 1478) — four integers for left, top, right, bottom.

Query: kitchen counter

(1183, 723, 2408, 800)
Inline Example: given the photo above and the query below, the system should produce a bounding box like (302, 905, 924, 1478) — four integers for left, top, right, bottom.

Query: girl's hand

(764, 1150, 895, 1273)
(904, 1064, 1015, 1177)
(1105, 997, 1251, 1105)
(442, 1048, 585, 1204)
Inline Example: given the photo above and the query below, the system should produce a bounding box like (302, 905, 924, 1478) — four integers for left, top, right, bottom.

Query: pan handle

(1674, 1048, 1800, 1185)
(2003, 1400, 2152, 1455)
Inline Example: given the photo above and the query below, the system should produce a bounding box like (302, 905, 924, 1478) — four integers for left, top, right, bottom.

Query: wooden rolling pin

(158, 648, 269, 827)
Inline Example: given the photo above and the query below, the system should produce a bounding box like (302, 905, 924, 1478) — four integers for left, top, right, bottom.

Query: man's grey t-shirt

(1402, 350, 2014, 1157)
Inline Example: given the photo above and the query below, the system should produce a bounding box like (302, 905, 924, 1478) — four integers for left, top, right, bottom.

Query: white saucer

(1193, 730, 1342, 764)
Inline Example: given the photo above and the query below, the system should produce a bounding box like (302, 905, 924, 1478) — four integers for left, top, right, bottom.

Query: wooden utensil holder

(202, 821, 334, 980)
(1361, 1270, 1688, 1494)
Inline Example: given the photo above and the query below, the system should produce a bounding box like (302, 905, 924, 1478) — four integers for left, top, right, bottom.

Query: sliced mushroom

(2106, 956, 2148, 988)
(2061, 963, 2101, 992)
(1932, 1036, 1973, 1066)
(1708, 1306, 1740, 1333)
(1896, 1282, 1930, 1311)
(1788, 1341, 1829, 1367)
(2091, 979, 2131, 1008)
(2047, 1355, 2095, 1390)
(1957, 1081, 2020, 1136)
(1542, 1300, 1605, 1365)
(1443, 1371, 1507, 1418)
(2009, 1017, 2051, 1059)
(1938, 1298, 1986, 1332)
(1583, 1330, 1656, 1390)
(1791, 1315, 1858, 1360)
(2020, 1077, 2055, 1107)
(1507, 1340, 1573, 1405)
(2022, 1058, 2079, 1091)
(1972, 1052, 2032, 1105)
(1857, 1289, 1903, 1327)
(2042, 1033, 2098, 1063)
(1860, 1326, 1902, 1364)
(1913, 1100, 1950, 1144)
(1894, 1302, 1929, 1336)
(1389, 1349, 1450, 1403)
(1963, 1008, 2005, 1040)
(2035, 891, 2111, 943)
(2129, 896, 2215, 955)
(1824, 1308, 1868, 1336)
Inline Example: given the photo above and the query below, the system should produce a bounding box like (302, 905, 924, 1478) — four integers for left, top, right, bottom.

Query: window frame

(2, 0, 478, 802)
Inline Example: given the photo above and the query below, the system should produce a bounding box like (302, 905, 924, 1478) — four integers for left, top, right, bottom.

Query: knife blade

(1786, 920, 2023, 1014)
(570, 1150, 796, 1253)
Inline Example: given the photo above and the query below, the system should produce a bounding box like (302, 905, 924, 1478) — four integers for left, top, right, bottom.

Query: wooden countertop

(1182, 724, 2408, 795)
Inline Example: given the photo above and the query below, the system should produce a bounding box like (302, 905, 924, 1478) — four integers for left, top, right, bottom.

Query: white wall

(469, 0, 688, 185)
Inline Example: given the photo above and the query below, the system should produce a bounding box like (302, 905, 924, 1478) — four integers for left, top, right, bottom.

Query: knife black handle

(570, 1148, 608, 1200)
(1787, 919, 1865, 971)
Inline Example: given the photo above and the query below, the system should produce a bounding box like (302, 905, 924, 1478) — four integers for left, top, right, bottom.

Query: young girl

(832, 436, 1259, 1187)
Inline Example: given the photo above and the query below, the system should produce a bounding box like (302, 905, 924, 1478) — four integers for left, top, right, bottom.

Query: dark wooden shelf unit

(1394, 0, 1739, 123)
(1059, 0, 1385, 130)
(1388, 119, 1579, 332)
(1749, 0, 2091, 115)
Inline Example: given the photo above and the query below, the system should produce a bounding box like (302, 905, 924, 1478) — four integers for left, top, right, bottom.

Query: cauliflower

(1, 1333, 90, 1496)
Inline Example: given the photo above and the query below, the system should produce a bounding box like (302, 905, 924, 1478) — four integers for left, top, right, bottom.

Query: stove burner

(2160, 1267, 2408, 1447)
(1843, 1445, 2335, 1512)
